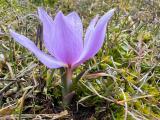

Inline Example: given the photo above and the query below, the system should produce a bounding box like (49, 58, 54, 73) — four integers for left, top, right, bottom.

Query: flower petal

(84, 15, 99, 47)
(66, 11, 83, 38)
(73, 9, 115, 68)
(52, 11, 83, 65)
(10, 30, 66, 68)
(38, 8, 55, 56)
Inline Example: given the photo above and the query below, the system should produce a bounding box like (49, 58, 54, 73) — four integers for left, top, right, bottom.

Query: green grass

(0, 0, 160, 119)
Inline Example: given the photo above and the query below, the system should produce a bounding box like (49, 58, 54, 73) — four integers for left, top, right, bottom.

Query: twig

(119, 87, 128, 120)
(117, 94, 157, 104)
(0, 110, 69, 119)
(0, 81, 15, 95)
(0, 78, 25, 82)
(0, 79, 25, 95)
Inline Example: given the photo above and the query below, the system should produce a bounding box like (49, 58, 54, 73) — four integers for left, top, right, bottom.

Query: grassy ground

(0, 0, 160, 119)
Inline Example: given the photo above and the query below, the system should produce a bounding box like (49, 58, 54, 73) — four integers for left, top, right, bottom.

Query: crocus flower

(10, 8, 115, 103)
(10, 8, 115, 70)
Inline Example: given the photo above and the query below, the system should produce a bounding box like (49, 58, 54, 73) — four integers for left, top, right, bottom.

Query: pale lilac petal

(84, 15, 99, 46)
(38, 8, 55, 56)
(66, 12, 83, 39)
(73, 9, 115, 68)
(52, 11, 83, 65)
(10, 30, 66, 68)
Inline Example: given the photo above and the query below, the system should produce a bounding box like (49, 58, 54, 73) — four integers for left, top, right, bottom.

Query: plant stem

(62, 67, 73, 105)
(66, 68, 72, 90)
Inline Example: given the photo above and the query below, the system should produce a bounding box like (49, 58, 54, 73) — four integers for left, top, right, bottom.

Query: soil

(23, 92, 96, 120)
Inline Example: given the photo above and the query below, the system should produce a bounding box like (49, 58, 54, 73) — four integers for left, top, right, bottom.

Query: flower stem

(62, 67, 73, 106)
(66, 68, 72, 88)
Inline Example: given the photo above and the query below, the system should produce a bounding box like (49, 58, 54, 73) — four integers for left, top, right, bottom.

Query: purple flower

(10, 8, 115, 70)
